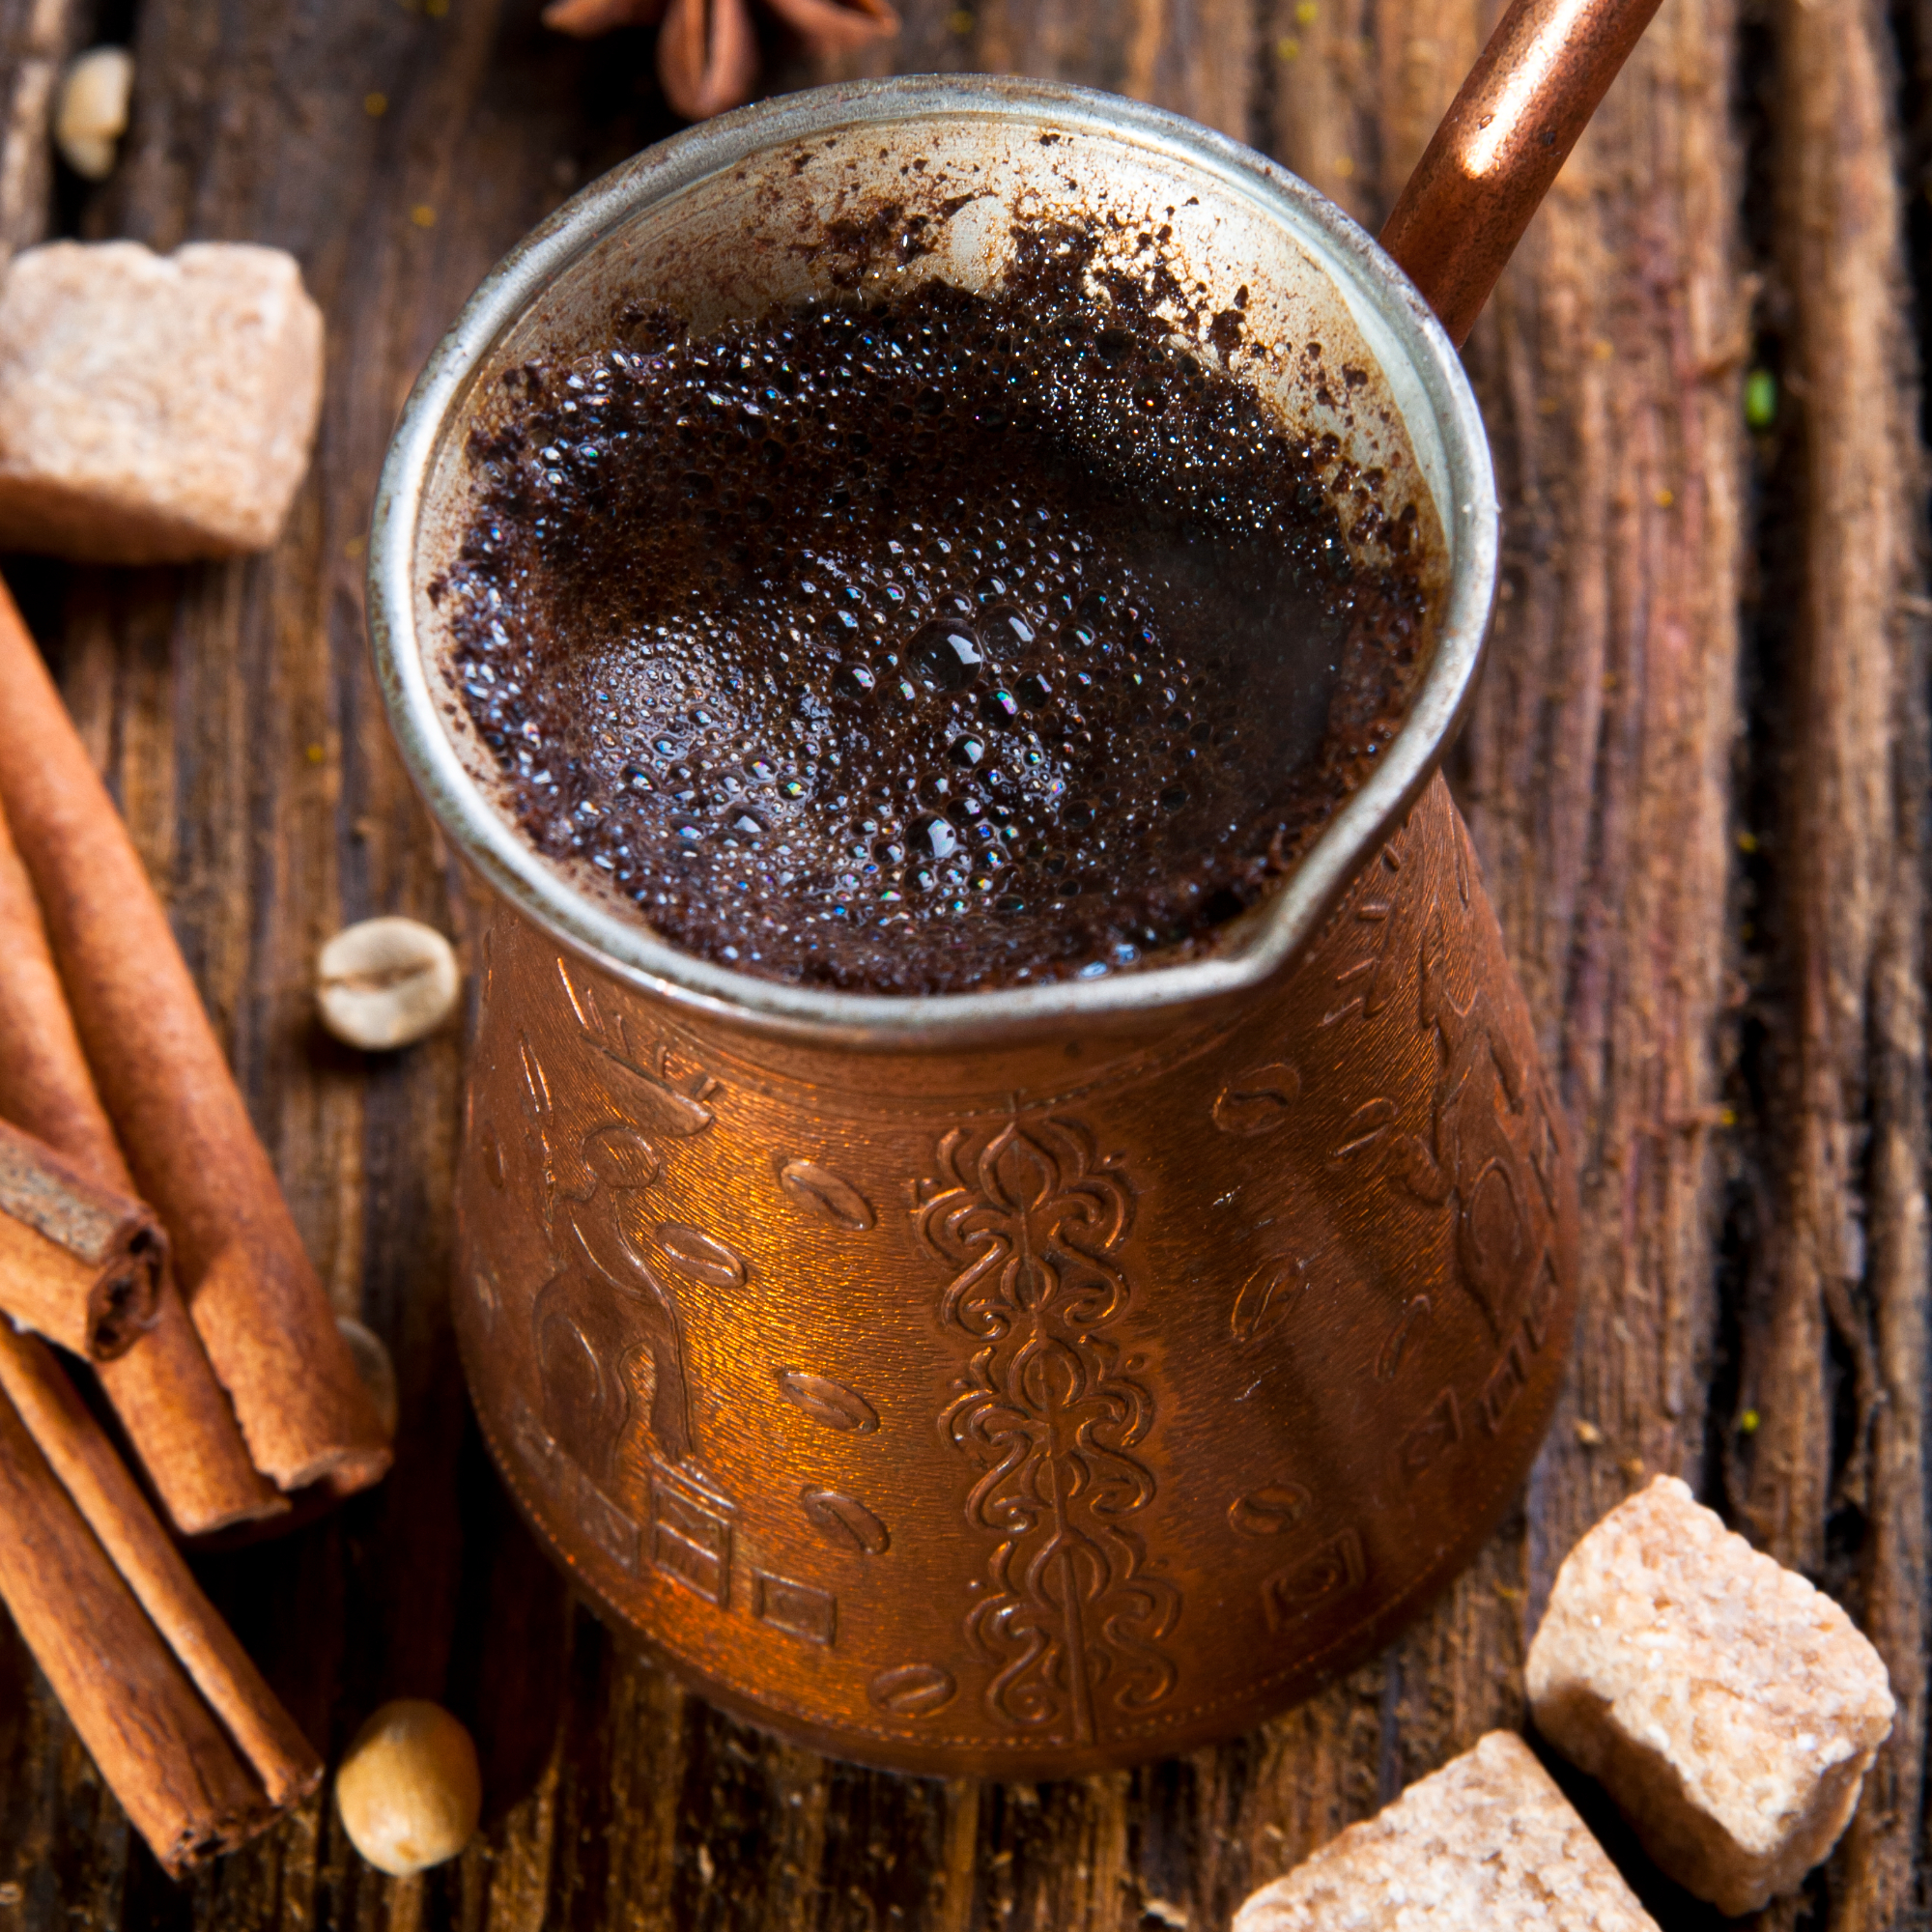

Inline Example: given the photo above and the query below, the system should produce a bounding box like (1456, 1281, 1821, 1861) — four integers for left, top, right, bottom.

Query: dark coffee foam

(438, 225, 1428, 993)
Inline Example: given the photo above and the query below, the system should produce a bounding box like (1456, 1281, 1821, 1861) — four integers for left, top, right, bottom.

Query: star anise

(543, 0, 898, 123)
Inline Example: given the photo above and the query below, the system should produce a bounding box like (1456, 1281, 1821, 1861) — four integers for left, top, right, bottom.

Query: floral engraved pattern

(916, 1118, 1179, 1746)
(1391, 902, 1550, 1346)
(1321, 812, 1560, 1362)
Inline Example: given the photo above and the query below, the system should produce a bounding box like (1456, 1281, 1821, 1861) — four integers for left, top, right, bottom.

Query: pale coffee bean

(335, 1699, 481, 1876)
(317, 917, 459, 1051)
(55, 47, 134, 182)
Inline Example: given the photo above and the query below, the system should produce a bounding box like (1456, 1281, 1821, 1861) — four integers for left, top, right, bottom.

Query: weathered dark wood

(1742, 1, 1930, 1926)
(0, 0, 1926, 1923)
(0, 0, 85, 265)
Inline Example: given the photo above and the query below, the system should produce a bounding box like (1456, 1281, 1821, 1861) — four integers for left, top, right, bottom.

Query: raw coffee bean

(336, 1317, 398, 1440)
(55, 47, 133, 181)
(335, 1700, 481, 1876)
(316, 917, 460, 1050)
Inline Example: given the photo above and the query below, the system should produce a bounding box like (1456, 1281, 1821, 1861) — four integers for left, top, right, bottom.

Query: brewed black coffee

(440, 222, 1428, 992)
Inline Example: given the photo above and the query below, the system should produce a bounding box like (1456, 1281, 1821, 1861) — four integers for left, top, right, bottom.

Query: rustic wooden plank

(0, 0, 84, 266)
(16, 0, 628, 1918)
(0, 0, 1924, 1924)
(1739, 0, 1931, 1922)
(1222, 2, 1750, 1924)
(1461, 0, 1750, 1620)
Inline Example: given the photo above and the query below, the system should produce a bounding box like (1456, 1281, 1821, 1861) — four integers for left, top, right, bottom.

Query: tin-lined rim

(368, 74, 1498, 1047)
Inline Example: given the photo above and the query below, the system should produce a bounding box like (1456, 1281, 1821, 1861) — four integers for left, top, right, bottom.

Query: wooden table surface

(1, 0, 1926, 1924)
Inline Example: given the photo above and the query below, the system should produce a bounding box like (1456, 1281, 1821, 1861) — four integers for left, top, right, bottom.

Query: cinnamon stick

(0, 1372, 276, 1875)
(0, 1324, 323, 1807)
(0, 1116, 160, 1359)
(0, 579, 389, 1493)
(96, 1305, 290, 1533)
(0, 798, 284, 1534)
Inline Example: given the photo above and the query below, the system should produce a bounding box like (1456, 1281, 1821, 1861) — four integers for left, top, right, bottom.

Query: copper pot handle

(1381, 0, 1666, 347)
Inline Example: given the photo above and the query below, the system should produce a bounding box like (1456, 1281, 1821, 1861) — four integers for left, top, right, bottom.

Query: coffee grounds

(439, 222, 1429, 993)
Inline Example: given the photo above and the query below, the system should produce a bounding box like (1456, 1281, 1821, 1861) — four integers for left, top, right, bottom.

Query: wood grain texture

(0, 0, 84, 265)
(0, 0, 1925, 1924)
(1742, 0, 1930, 1923)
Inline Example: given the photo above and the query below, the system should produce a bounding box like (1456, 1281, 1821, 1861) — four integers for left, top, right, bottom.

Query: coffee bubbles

(909, 619, 983, 692)
(442, 228, 1428, 993)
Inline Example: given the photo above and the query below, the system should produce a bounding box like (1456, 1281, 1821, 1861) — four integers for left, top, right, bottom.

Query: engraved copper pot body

(369, 77, 1579, 1779)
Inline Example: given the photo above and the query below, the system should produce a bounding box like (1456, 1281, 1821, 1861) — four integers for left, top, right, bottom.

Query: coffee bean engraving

(1231, 1256, 1307, 1345)
(1229, 1483, 1311, 1537)
(801, 1488, 890, 1554)
(776, 1369, 879, 1435)
(1330, 1095, 1399, 1160)
(1211, 1062, 1301, 1136)
(655, 1223, 747, 1290)
(868, 1663, 957, 1718)
(777, 1159, 875, 1232)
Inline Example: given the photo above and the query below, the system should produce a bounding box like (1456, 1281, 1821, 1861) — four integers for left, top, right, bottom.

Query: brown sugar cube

(1527, 1474, 1895, 1916)
(0, 241, 323, 563)
(1233, 1730, 1661, 1930)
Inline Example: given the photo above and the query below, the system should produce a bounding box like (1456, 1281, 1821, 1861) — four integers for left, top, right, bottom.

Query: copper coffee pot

(371, 0, 1660, 1779)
